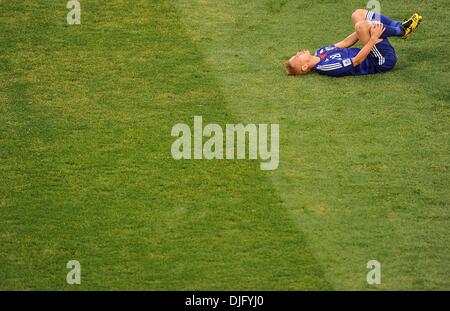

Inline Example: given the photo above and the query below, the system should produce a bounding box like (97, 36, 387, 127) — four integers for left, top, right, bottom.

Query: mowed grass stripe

(0, 1, 330, 289)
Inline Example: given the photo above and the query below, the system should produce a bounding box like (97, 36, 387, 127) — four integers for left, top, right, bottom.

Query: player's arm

(352, 23, 385, 66)
(334, 32, 359, 48)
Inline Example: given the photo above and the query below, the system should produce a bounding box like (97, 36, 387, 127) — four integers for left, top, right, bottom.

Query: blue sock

(381, 25, 404, 38)
(366, 11, 404, 38)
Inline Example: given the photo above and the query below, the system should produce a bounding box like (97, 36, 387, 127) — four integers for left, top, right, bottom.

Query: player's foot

(401, 13, 423, 39)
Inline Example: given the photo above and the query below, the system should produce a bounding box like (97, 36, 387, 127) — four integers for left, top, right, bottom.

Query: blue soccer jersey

(313, 42, 397, 77)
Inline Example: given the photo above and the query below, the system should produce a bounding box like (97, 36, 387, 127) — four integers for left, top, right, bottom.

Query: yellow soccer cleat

(401, 13, 423, 39)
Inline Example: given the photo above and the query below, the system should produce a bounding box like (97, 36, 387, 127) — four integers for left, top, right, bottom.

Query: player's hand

(370, 22, 385, 40)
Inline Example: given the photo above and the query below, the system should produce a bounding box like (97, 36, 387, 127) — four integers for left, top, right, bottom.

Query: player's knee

(352, 9, 367, 26)
(355, 20, 371, 32)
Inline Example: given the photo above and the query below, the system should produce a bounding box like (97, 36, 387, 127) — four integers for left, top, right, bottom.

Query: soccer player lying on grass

(285, 10, 422, 77)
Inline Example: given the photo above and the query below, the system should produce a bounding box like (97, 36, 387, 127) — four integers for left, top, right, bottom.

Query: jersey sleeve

(315, 58, 354, 77)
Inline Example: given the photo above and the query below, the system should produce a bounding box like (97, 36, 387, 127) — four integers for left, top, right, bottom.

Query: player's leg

(367, 11, 423, 32)
(352, 9, 402, 38)
(366, 11, 403, 28)
(352, 9, 422, 39)
(366, 10, 423, 39)
(354, 20, 372, 45)
(353, 9, 404, 28)
(354, 20, 397, 73)
(366, 11, 404, 38)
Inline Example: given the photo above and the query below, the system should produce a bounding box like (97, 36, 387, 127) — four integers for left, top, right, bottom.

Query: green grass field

(1, 0, 449, 290)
